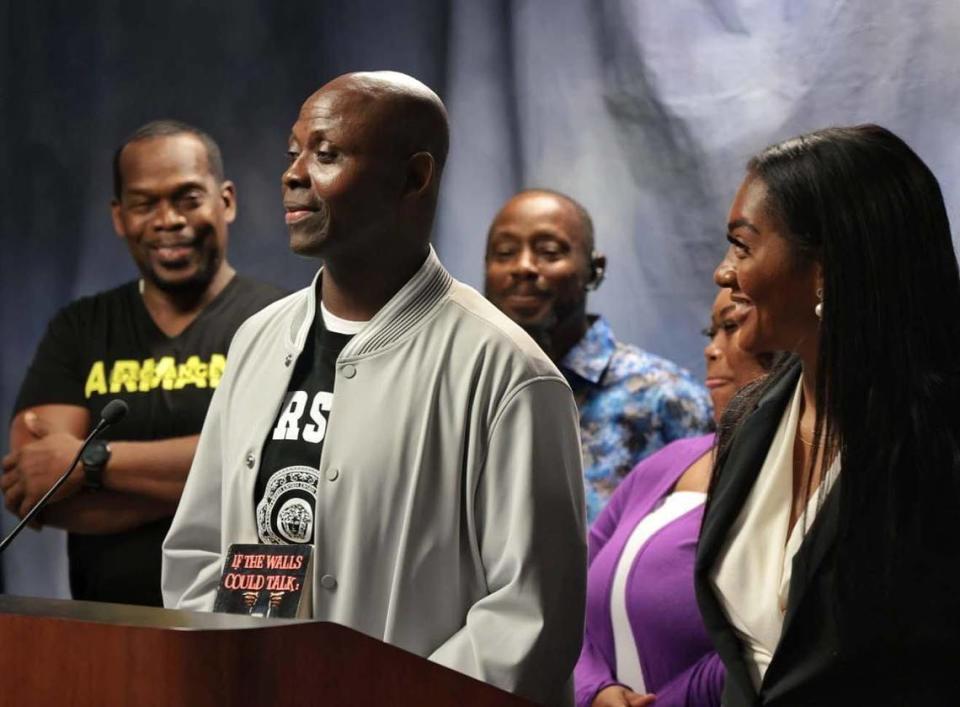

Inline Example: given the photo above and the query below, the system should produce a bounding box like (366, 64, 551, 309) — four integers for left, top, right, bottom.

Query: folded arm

(3, 405, 196, 533)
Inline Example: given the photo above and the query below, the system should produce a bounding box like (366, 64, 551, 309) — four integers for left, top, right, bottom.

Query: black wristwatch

(81, 440, 111, 490)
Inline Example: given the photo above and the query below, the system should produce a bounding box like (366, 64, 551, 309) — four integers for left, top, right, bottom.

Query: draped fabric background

(2, 0, 958, 596)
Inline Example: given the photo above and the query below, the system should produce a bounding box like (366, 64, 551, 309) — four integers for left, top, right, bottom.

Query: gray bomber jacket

(162, 248, 587, 705)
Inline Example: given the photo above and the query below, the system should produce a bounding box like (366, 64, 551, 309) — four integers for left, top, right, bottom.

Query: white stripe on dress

(610, 490, 707, 693)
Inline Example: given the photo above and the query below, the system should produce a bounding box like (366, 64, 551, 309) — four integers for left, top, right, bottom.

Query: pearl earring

(815, 288, 823, 319)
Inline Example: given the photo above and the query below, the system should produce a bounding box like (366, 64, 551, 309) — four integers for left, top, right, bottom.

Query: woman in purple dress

(575, 289, 771, 707)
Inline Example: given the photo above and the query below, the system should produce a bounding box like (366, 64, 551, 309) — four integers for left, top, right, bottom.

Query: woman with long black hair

(696, 124, 960, 705)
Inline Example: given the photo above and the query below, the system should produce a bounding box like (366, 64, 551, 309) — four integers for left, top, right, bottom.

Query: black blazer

(695, 359, 957, 706)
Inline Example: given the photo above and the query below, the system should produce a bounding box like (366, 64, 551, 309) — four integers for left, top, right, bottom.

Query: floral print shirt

(560, 316, 713, 523)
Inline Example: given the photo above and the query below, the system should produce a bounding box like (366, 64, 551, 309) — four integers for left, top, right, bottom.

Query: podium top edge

(0, 594, 313, 630)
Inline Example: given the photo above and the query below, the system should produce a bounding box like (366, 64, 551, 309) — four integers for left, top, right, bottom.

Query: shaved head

(494, 189, 595, 256)
(305, 71, 449, 173)
(283, 71, 449, 261)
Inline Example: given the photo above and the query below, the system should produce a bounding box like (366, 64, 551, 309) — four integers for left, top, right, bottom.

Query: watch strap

(81, 440, 110, 490)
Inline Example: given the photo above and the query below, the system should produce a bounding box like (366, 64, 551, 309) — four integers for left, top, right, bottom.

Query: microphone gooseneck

(0, 399, 128, 554)
(100, 399, 128, 426)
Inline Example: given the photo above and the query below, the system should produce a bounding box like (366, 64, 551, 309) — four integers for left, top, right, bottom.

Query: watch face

(82, 440, 110, 467)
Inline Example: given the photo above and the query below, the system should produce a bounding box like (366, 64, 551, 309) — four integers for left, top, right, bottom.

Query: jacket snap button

(245, 452, 256, 469)
(342, 364, 356, 379)
(325, 468, 340, 482)
(320, 574, 337, 590)
(284, 354, 293, 367)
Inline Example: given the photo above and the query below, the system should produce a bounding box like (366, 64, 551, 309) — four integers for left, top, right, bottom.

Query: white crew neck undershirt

(320, 301, 368, 336)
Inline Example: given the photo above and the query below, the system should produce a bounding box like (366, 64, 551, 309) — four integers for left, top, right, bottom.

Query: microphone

(0, 399, 129, 554)
(99, 399, 129, 426)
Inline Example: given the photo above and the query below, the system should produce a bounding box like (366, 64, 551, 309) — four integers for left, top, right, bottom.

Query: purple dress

(574, 435, 724, 707)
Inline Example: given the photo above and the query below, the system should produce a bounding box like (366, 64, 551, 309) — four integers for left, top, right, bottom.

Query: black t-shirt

(255, 309, 352, 544)
(14, 275, 285, 606)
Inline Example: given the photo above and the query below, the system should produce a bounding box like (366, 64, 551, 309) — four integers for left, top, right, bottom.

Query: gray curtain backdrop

(2, 0, 958, 597)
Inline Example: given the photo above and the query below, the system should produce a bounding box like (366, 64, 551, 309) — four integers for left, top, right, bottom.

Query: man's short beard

(518, 299, 586, 361)
(520, 314, 557, 355)
(144, 256, 219, 295)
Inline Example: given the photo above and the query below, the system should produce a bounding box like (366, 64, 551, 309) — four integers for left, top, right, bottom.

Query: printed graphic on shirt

(83, 354, 227, 397)
(254, 309, 352, 545)
(271, 391, 334, 443)
(256, 389, 334, 544)
(256, 464, 320, 544)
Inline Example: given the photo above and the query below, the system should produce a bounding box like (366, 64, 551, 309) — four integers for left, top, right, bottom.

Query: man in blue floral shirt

(485, 189, 712, 522)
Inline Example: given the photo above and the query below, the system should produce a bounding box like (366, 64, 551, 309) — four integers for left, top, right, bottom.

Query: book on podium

(0, 594, 540, 707)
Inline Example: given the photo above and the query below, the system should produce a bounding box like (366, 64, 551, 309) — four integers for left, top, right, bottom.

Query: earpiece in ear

(586, 250, 606, 291)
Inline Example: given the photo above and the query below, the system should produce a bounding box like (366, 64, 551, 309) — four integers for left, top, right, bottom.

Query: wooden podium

(0, 595, 538, 707)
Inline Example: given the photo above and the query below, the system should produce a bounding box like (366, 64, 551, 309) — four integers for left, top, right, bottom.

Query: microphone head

(100, 399, 129, 426)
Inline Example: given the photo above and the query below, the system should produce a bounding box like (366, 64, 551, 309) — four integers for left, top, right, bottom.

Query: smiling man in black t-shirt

(1, 120, 283, 606)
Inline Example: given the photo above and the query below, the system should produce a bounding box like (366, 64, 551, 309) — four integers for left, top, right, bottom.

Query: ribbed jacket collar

(289, 246, 454, 359)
